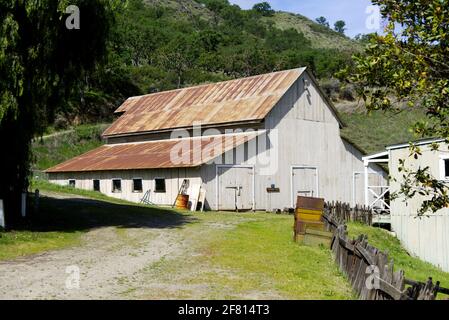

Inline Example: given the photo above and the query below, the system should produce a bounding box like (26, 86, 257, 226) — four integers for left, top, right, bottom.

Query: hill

(53, 0, 361, 127)
(263, 11, 361, 51)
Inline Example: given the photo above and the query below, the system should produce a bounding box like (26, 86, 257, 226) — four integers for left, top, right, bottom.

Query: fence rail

(323, 203, 448, 300)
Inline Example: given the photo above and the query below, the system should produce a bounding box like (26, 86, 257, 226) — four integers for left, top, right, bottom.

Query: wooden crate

(296, 208, 323, 222)
(303, 229, 333, 247)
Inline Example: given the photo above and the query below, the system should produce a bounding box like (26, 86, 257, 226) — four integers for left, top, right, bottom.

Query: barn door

(292, 166, 318, 205)
(217, 166, 254, 211)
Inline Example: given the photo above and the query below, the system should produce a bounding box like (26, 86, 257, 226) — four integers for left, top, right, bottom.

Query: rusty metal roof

(103, 68, 306, 137)
(46, 132, 261, 173)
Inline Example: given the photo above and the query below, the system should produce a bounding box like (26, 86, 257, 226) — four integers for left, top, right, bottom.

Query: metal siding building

(46, 68, 387, 211)
(388, 140, 449, 272)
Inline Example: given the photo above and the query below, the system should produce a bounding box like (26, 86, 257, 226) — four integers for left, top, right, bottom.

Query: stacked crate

(294, 196, 333, 246)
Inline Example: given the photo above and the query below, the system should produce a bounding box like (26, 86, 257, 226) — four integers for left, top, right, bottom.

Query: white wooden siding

(49, 168, 202, 206)
(390, 144, 449, 272)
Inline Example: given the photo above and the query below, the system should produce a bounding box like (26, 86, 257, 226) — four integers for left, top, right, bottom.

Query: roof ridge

(124, 68, 306, 102)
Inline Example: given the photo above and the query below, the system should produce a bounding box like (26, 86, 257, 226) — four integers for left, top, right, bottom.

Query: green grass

(203, 216, 355, 299)
(139, 211, 355, 299)
(31, 179, 133, 205)
(340, 108, 429, 154)
(32, 123, 109, 170)
(0, 229, 81, 261)
(347, 222, 449, 291)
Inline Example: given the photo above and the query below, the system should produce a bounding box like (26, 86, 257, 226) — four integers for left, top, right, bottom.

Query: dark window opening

(93, 179, 100, 192)
(69, 179, 75, 187)
(155, 178, 166, 193)
(112, 179, 122, 193)
(445, 159, 449, 178)
(133, 179, 143, 193)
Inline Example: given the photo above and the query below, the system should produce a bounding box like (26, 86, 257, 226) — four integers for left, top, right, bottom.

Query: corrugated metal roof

(46, 132, 261, 173)
(103, 68, 306, 137)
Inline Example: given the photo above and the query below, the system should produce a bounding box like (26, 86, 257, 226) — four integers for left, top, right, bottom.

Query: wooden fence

(325, 201, 372, 225)
(323, 205, 449, 300)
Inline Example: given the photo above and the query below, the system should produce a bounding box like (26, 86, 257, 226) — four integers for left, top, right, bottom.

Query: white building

(365, 139, 449, 272)
(46, 68, 387, 211)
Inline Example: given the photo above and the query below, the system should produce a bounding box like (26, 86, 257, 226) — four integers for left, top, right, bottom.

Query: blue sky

(229, 0, 381, 38)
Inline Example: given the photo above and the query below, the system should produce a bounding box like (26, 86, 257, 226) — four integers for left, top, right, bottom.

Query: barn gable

(101, 68, 344, 138)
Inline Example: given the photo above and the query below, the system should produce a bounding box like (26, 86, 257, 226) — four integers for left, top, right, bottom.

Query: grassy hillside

(347, 222, 449, 291)
(55, 0, 362, 126)
(144, 1, 361, 51)
(264, 12, 361, 51)
(339, 108, 428, 154)
(32, 124, 109, 171)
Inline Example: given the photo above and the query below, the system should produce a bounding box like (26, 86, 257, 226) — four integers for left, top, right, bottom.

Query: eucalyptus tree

(0, 0, 119, 225)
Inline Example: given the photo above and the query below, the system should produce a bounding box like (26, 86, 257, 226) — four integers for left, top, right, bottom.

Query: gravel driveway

(0, 192, 191, 300)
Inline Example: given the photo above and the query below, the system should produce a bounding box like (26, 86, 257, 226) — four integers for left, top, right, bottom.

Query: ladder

(140, 189, 154, 205)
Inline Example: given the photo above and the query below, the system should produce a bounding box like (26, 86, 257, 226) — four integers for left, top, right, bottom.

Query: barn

(46, 68, 387, 211)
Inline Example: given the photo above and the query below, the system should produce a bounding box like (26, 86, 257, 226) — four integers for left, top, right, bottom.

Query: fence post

(34, 189, 40, 215)
(21, 192, 27, 218)
(0, 199, 5, 229)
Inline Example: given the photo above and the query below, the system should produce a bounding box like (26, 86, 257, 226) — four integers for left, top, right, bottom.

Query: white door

(292, 166, 318, 205)
(217, 166, 254, 211)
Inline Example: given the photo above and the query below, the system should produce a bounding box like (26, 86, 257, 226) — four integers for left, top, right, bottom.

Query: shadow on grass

(13, 195, 196, 233)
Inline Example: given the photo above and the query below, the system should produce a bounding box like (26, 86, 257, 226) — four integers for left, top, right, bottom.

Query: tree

(334, 20, 346, 34)
(157, 35, 199, 88)
(315, 16, 329, 28)
(341, 0, 449, 215)
(0, 0, 117, 226)
(252, 2, 274, 17)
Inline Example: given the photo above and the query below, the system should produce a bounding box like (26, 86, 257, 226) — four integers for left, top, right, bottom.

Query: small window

(133, 178, 143, 193)
(93, 179, 100, 192)
(69, 179, 75, 188)
(112, 179, 122, 193)
(154, 178, 166, 193)
(445, 159, 449, 179)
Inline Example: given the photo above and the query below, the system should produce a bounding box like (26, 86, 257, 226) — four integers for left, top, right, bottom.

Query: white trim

(439, 154, 449, 181)
(106, 130, 264, 146)
(290, 165, 319, 208)
(386, 138, 445, 151)
(362, 151, 389, 161)
(216, 165, 255, 211)
(364, 164, 369, 207)
(369, 188, 390, 209)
